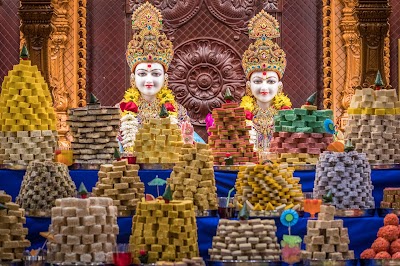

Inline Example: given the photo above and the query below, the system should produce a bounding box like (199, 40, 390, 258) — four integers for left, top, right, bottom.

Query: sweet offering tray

(0, 163, 27, 170)
(370, 164, 400, 170)
(208, 260, 282, 266)
(334, 208, 375, 218)
(138, 163, 175, 170)
(196, 209, 218, 217)
(359, 259, 400, 266)
(70, 163, 102, 170)
(213, 164, 256, 172)
(303, 259, 358, 266)
(377, 208, 400, 217)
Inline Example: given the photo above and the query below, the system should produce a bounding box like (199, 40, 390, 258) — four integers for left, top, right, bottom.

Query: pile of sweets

(302, 205, 354, 260)
(46, 197, 119, 264)
(16, 161, 76, 216)
(270, 107, 333, 164)
(92, 159, 144, 216)
(167, 143, 218, 212)
(360, 213, 400, 259)
(0, 52, 57, 166)
(129, 200, 199, 263)
(344, 86, 400, 164)
(313, 150, 375, 209)
(381, 188, 400, 208)
(155, 257, 206, 266)
(209, 219, 281, 260)
(0, 191, 31, 260)
(67, 96, 120, 165)
(208, 99, 258, 165)
(235, 163, 303, 215)
(134, 117, 183, 164)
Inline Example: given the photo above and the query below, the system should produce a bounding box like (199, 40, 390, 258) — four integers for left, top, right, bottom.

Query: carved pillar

(356, 0, 391, 86)
(19, 0, 54, 84)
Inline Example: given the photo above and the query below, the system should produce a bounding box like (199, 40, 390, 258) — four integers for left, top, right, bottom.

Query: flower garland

(240, 92, 292, 120)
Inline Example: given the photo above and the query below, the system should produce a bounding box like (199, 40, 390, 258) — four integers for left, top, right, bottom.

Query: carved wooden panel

(390, 0, 400, 93)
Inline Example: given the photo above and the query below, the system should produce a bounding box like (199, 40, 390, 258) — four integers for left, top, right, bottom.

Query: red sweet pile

(360, 213, 400, 259)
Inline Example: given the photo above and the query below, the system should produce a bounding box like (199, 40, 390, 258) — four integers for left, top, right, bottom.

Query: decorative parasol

(147, 175, 167, 197)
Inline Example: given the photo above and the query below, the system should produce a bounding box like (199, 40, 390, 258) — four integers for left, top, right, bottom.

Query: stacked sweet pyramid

(46, 197, 119, 264)
(302, 205, 355, 260)
(0, 45, 57, 166)
(344, 73, 400, 164)
(134, 105, 183, 164)
(67, 94, 120, 165)
(360, 213, 400, 259)
(0, 191, 31, 260)
(208, 89, 258, 165)
(92, 159, 144, 216)
(235, 163, 303, 215)
(129, 199, 199, 263)
(313, 141, 375, 210)
(270, 92, 333, 164)
(16, 161, 76, 216)
(381, 188, 400, 208)
(167, 142, 218, 212)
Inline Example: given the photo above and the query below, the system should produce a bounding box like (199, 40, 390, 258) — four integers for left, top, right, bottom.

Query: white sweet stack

(167, 143, 218, 212)
(16, 161, 76, 216)
(345, 88, 400, 164)
(302, 205, 354, 260)
(47, 197, 119, 264)
(92, 160, 144, 216)
(209, 219, 280, 260)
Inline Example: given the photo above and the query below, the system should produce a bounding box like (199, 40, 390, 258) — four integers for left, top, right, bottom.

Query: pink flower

(120, 101, 138, 113)
(245, 110, 253, 120)
(205, 113, 215, 135)
(164, 102, 175, 112)
(139, 250, 147, 256)
(280, 105, 291, 110)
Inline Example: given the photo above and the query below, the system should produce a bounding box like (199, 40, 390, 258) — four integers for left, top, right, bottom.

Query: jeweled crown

(126, 2, 173, 72)
(242, 10, 286, 79)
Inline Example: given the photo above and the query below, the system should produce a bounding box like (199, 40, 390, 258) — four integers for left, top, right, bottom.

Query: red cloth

(120, 101, 138, 113)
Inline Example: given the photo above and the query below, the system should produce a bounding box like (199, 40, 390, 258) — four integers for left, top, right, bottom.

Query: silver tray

(334, 208, 375, 217)
(45, 262, 109, 266)
(360, 259, 400, 266)
(196, 209, 218, 217)
(139, 163, 175, 170)
(70, 163, 101, 170)
(25, 209, 51, 218)
(290, 164, 316, 171)
(303, 259, 358, 266)
(213, 164, 255, 172)
(208, 260, 281, 266)
(370, 164, 400, 170)
(377, 208, 400, 217)
(0, 163, 27, 170)
(0, 261, 23, 266)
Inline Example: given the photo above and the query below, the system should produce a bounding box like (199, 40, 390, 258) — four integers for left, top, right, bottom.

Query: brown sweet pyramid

(360, 213, 400, 259)
(167, 142, 218, 212)
(0, 191, 31, 260)
(208, 89, 258, 165)
(16, 161, 76, 216)
(92, 159, 145, 216)
(235, 163, 303, 214)
(302, 205, 355, 260)
(208, 219, 281, 260)
(134, 116, 183, 164)
(0, 45, 57, 166)
(381, 188, 400, 209)
(129, 200, 199, 263)
(46, 197, 119, 264)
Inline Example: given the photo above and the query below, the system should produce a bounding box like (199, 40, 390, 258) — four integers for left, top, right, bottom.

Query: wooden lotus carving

(168, 39, 245, 126)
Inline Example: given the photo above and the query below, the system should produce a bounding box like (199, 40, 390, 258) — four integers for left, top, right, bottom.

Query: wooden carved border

(322, 0, 334, 113)
(77, 0, 87, 107)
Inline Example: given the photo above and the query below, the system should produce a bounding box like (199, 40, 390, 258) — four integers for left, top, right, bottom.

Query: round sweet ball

(392, 252, 400, 259)
(378, 225, 400, 242)
(391, 239, 400, 254)
(384, 213, 399, 226)
(375, 251, 392, 259)
(360, 248, 376, 259)
(372, 237, 390, 253)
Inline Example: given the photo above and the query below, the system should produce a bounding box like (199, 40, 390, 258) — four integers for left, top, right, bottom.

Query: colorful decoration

(138, 250, 149, 263)
(238, 203, 249, 220)
(322, 190, 333, 204)
(88, 93, 99, 104)
(375, 70, 384, 90)
(159, 104, 169, 118)
(327, 141, 345, 152)
(181, 121, 194, 144)
(344, 139, 355, 152)
(114, 147, 121, 160)
(280, 209, 301, 264)
(305, 92, 317, 105)
(323, 119, 335, 134)
(224, 88, 235, 103)
(20, 44, 29, 60)
(280, 209, 299, 228)
(147, 175, 167, 197)
(0, 203, 8, 210)
(162, 184, 173, 203)
(78, 182, 88, 199)
(224, 153, 234, 166)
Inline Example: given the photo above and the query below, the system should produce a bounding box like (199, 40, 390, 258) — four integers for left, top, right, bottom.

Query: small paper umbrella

(148, 175, 167, 197)
(323, 119, 336, 134)
(280, 209, 299, 235)
(0, 203, 8, 210)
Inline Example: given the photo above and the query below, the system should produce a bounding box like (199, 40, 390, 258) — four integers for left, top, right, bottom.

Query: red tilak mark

(262, 71, 267, 76)
(147, 64, 151, 68)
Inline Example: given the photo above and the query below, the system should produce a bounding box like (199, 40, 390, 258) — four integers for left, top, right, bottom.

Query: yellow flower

(123, 87, 140, 103)
(273, 92, 292, 109)
(240, 95, 255, 112)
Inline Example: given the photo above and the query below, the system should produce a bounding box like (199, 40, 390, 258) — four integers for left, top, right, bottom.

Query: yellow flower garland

(240, 92, 292, 118)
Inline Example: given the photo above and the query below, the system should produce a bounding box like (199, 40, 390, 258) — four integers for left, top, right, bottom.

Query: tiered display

(270, 108, 333, 164)
(235, 163, 303, 215)
(302, 205, 355, 260)
(167, 143, 218, 212)
(16, 161, 76, 216)
(134, 117, 183, 164)
(209, 219, 280, 260)
(129, 200, 199, 263)
(67, 99, 120, 166)
(208, 96, 258, 165)
(345, 87, 400, 164)
(0, 55, 57, 166)
(381, 188, 400, 208)
(0, 191, 31, 260)
(47, 197, 119, 264)
(313, 150, 375, 210)
(92, 160, 144, 216)
(360, 213, 400, 259)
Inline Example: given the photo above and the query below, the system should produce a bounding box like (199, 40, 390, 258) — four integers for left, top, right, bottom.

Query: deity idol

(240, 10, 292, 152)
(118, 3, 202, 152)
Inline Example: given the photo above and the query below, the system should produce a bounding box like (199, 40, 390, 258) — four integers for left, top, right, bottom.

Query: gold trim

(322, 0, 333, 112)
(77, 0, 87, 107)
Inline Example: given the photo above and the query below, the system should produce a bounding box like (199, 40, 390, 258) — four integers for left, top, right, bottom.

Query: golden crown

(242, 10, 286, 79)
(126, 2, 173, 72)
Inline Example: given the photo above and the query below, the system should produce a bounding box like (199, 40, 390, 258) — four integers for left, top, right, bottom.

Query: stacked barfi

(381, 188, 400, 209)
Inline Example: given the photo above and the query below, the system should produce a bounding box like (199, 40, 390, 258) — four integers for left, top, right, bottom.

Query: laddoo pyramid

(360, 213, 400, 259)
(0, 47, 58, 166)
(92, 159, 145, 216)
(0, 191, 31, 260)
(129, 200, 199, 263)
(16, 161, 76, 216)
(167, 142, 218, 212)
(235, 163, 303, 213)
(302, 205, 354, 260)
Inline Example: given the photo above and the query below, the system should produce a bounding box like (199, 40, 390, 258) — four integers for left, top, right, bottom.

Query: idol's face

(249, 71, 281, 104)
(134, 62, 165, 97)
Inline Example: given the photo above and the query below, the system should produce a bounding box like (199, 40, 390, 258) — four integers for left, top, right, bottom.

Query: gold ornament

(242, 10, 286, 79)
(126, 2, 173, 72)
